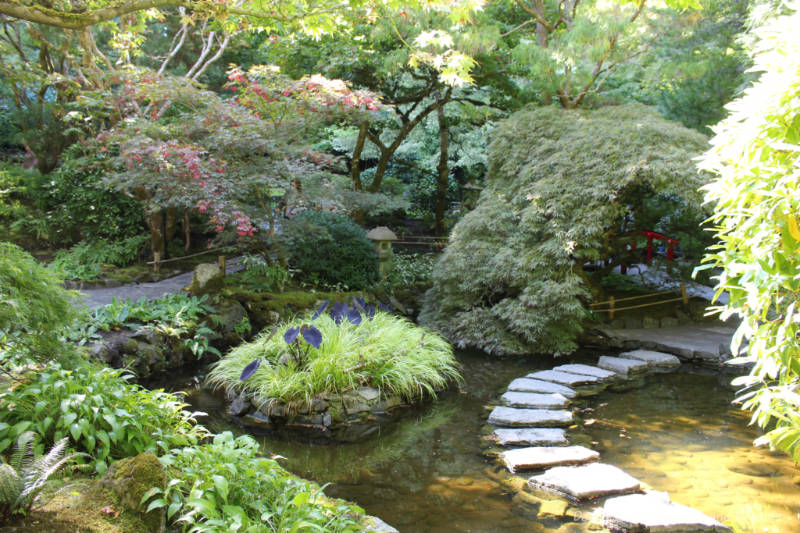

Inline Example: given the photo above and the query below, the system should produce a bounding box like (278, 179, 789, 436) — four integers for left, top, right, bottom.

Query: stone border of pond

(484, 350, 733, 533)
(225, 386, 412, 442)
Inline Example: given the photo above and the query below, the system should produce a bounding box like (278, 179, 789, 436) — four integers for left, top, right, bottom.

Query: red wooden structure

(620, 231, 679, 274)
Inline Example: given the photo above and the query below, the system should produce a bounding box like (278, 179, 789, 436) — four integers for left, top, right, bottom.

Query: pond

(179, 350, 800, 533)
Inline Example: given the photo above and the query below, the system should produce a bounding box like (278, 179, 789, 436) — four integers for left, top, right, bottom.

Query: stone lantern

(366, 226, 398, 279)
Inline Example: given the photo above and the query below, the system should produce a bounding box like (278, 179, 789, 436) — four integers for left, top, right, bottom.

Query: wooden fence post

(680, 283, 688, 304)
(153, 251, 160, 274)
(608, 296, 615, 320)
(218, 255, 226, 276)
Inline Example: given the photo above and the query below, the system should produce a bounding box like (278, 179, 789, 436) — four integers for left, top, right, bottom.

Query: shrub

(45, 145, 145, 243)
(49, 235, 149, 281)
(420, 104, 710, 356)
(387, 253, 438, 287)
(280, 211, 377, 290)
(0, 363, 207, 474)
(0, 242, 76, 367)
(0, 163, 50, 243)
(236, 254, 289, 292)
(698, 0, 800, 461)
(207, 303, 460, 407)
(143, 432, 365, 532)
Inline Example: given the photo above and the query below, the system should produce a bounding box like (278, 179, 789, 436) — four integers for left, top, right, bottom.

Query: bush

(144, 432, 365, 532)
(280, 211, 377, 290)
(0, 163, 50, 243)
(0, 363, 207, 474)
(698, 0, 800, 461)
(207, 303, 460, 407)
(0, 242, 76, 367)
(420, 104, 710, 356)
(387, 253, 438, 287)
(45, 145, 145, 243)
(49, 235, 150, 280)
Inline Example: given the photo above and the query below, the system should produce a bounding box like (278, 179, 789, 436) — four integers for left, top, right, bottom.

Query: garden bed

(207, 299, 461, 441)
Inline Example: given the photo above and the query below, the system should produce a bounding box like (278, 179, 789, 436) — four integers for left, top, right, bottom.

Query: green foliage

(421, 104, 710, 356)
(237, 254, 289, 292)
(0, 242, 76, 367)
(46, 145, 146, 243)
(280, 211, 378, 290)
(0, 163, 50, 243)
(0, 431, 85, 521)
(0, 363, 207, 475)
(698, 0, 800, 461)
(387, 253, 438, 287)
(207, 310, 460, 407)
(68, 294, 218, 358)
(143, 431, 365, 532)
(49, 235, 149, 280)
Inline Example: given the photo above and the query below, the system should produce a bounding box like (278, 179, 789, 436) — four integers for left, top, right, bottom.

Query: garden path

(486, 351, 732, 532)
(77, 257, 242, 309)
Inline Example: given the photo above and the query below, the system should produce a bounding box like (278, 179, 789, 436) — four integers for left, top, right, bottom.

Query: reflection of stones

(228, 386, 409, 441)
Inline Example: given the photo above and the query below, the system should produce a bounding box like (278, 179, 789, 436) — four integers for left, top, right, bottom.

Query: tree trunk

(435, 101, 450, 235)
(165, 206, 179, 248)
(147, 210, 166, 260)
(351, 119, 368, 191)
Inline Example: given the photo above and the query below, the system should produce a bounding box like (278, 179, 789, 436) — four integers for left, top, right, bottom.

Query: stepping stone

(493, 428, 568, 447)
(619, 349, 681, 370)
(501, 446, 599, 473)
(527, 370, 602, 387)
(527, 463, 641, 501)
(603, 493, 732, 532)
(552, 364, 618, 380)
(597, 356, 650, 377)
(488, 406, 573, 427)
(507, 378, 577, 399)
(501, 391, 570, 409)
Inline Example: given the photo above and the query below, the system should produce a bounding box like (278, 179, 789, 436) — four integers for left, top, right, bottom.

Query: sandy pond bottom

(183, 350, 800, 533)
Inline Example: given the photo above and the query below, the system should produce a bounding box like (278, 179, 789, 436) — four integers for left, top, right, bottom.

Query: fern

(0, 432, 85, 521)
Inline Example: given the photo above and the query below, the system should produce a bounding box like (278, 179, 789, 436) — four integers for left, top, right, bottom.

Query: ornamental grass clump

(207, 299, 460, 408)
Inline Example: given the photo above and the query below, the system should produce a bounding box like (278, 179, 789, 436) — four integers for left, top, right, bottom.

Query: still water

(182, 351, 800, 533)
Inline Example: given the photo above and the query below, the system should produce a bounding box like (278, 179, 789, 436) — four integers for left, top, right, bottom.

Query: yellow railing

(590, 284, 689, 319)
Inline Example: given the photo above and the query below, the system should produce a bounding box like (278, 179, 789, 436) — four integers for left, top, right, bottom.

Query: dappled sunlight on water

(183, 353, 800, 533)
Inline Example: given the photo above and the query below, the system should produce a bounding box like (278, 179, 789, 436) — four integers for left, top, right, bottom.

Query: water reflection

(183, 352, 800, 533)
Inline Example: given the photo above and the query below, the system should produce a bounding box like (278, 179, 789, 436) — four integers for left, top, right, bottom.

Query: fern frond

(0, 462, 24, 508)
(9, 431, 36, 472)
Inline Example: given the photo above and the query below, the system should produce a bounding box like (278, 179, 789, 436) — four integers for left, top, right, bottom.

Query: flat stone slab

(501, 446, 599, 473)
(619, 349, 681, 369)
(493, 428, 568, 446)
(488, 406, 573, 427)
(552, 364, 618, 380)
(598, 356, 650, 377)
(507, 378, 577, 399)
(527, 370, 602, 387)
(599, 325, 736, 363)
(603, 493, 731, 532)
(527, 463, 641, 501)
(500, 391, 570, 409)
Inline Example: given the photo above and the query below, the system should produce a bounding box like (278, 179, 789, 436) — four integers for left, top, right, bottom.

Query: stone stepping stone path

(598, 355, 650, 377)
(488, 406, 573, 427)
(619, 349, 681, 370)
(500, 391, 570, 409)
(603, 493, 731, 532)
(493, 428, 568, 447)
(501, 445, 599, 473)
(528, 463, 641, 501)
(507, 377, 577, 398)
(484, 350, 730, 532)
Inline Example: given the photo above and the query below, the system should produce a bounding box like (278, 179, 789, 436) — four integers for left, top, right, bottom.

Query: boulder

(189, 263, 224, 296)
(101, 453, 167, 533)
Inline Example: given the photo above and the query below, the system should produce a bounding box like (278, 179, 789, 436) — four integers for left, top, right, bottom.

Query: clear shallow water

(180, 352, 800, 533)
